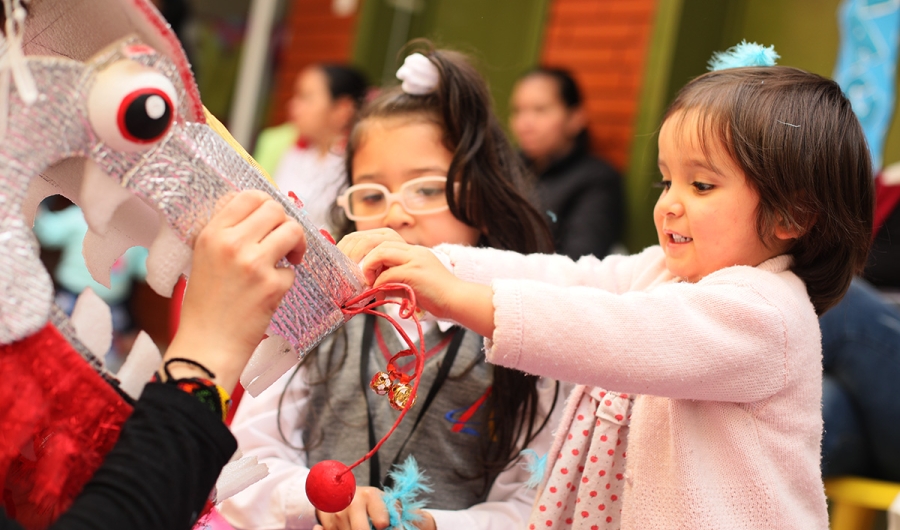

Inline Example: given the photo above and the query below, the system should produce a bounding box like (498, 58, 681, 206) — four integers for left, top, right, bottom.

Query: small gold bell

(370, 371, 392, 396)
(388, 381, 416, 411)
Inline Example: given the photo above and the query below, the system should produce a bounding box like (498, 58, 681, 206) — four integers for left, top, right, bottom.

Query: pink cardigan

(435, 245, 828, 530)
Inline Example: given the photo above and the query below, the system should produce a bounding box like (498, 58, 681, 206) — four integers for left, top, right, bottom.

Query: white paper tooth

(80, 159, 134, 235)
(146, 220, 193, 297)
(241, 334, 298, 397)
(104, 195, 162, 248)
(213, 456, 269, 502)
(70, 287, 112, 360)
(115, 331, 161, 399)
(82, 229, 136, 289)
(82, 194, 158, 288)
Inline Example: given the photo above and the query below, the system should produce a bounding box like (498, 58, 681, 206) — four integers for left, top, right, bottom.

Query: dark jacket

(865, 205, 900, 288)
(527, 136, 624, 260)
(1, 384, 236, 530)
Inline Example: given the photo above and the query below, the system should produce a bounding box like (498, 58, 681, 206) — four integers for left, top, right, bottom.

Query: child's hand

(337, 228, 406, 268)
(356, 240, 460, 319)
(312, 486, 437, 530)
(412, 511, 436, 530)
(341, 229, 495, 337)
(356, 240, 496, 338)
(314, 486, 390, 530)
(166, 190, 306, 392)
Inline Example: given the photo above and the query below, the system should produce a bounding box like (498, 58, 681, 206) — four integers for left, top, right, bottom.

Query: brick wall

(540, 0, 657, 171)
(267, 0, 359, 126)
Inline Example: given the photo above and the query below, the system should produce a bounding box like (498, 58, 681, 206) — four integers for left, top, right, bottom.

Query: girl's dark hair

(318, 64, 368, 109)
(521, 67, 583, 109)
(344, 45, 554, 255)
(335, 44, 556, 487)
(664, 66, 874, 314)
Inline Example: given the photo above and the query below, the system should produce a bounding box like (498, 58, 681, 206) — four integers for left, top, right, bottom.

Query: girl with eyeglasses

(220, 45, 564, 530)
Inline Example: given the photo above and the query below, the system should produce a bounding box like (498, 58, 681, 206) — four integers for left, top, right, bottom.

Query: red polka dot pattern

(526, 388, 633, 529)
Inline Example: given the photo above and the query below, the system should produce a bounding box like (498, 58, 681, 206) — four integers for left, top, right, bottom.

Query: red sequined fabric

(0, 324, 132, 530)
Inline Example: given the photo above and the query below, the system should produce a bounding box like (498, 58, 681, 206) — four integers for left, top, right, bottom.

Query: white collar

(383, 300, 456, 345)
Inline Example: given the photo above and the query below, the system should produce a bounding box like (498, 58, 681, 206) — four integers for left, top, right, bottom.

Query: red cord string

(338, 283, 426, 477)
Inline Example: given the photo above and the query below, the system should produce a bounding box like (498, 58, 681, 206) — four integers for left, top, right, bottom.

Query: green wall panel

(626, 0, 737, 251)
(352, 0, 549, 126)
(729, 0, 900, 169)
(729, 0, 840, 77)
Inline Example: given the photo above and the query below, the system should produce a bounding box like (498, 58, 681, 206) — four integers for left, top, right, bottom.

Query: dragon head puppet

(0, 0, 367, 525)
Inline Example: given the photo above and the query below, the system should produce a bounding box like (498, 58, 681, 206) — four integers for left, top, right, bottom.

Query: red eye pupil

(117, 88, 173, 143)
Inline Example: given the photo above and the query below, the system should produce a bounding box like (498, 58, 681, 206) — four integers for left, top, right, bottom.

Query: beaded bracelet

(153, 358, 232, 422)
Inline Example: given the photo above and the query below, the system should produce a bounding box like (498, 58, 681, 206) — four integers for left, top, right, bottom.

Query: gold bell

(388, 381, 416, 411)
(370, 371, 392, 396)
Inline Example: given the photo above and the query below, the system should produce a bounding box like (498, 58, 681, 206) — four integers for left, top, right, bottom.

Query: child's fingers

(337, 235, 375, 265)
(231, 197, 290, 244)
(260, 219, 307, 265)
(209, 189, 270, 229)
(210, 190, 238, 217)
(358, 242, 413, 285)
(363, 490, 390, 530)
(315, 487, 387, 530)
(335, 231, 362, 256)
(347, 508, 373, 530)
(338, 228, 404, 264)
(285, 238, 307, 265)
(314, 512, 346, 530)
(265, 267, 297, 310)
(410, 510, 436, 530)
(371, 264, 425, 293)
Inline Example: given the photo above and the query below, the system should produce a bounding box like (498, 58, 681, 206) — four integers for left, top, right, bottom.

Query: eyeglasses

(337, 176, 450, 221)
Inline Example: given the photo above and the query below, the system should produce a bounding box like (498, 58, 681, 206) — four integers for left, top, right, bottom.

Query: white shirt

(273, 145, 346, 234)
(218, 355, 568, 530)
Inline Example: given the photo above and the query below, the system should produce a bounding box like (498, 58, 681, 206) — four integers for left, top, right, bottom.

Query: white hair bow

(396, 53, 439, 95)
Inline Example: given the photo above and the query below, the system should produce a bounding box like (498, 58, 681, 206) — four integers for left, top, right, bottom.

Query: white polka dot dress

(528, 388, 634, 530)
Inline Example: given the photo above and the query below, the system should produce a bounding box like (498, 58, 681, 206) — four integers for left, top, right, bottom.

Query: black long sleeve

(552, 168, 624, 260)
(2, 383, 237, 530)
(865, 205, 900, 288)
(532, 146, 624, 260)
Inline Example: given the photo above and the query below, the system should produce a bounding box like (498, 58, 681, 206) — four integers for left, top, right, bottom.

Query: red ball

(306, 460, 357, 513)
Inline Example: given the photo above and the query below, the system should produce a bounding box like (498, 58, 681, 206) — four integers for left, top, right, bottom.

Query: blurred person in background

(819, 278, 900, 483)
(510, 67, 624, 260)
(819, 163, 900, 483)
(268, 64, 368, 234)
(863, 161, 900, 289)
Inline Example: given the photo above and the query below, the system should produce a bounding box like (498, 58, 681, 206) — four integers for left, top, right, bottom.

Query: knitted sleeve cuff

(483, 279, 526, 371)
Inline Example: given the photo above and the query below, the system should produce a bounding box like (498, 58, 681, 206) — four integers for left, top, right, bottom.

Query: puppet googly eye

(88, 60, 178, 152)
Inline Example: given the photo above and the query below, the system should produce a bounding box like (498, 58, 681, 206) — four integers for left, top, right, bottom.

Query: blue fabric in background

(834, 0, 900, 171)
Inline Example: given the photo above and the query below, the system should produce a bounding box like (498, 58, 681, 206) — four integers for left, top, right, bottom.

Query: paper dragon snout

(0, 1, 370, 524)
(3, 37, 366, 395)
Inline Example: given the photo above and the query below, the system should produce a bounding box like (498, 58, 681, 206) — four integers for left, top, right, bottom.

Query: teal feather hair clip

(708, 40, 780, 71)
